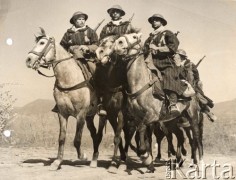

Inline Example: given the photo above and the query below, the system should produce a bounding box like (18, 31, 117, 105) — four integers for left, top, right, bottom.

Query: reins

(29, 36, 92, 92)
(119, 35, 158, 99)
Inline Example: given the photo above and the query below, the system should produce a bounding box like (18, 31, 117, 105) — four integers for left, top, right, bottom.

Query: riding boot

(97, 97, 107, 116)
(168, 92, 181, 116)
(202, 105, 217, 122)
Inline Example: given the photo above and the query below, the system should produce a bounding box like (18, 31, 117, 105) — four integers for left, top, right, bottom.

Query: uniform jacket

(144, 30, 179, 70)
(99, 21, 135, 40)
(144, 29, 187, 95)
(60, 26, 98, 51)
(180, 59, 200, 86)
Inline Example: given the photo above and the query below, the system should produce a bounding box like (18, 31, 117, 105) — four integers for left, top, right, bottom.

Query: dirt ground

(0, 147, 235, 180)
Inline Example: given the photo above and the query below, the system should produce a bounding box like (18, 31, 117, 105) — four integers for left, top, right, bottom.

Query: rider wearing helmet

(174, 49, 217, 122)
(60, 11, 98, 60)
(144, 14, 191, 119)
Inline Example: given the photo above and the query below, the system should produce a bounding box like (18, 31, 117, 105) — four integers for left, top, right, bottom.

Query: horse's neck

(107, 60, 126, 88)
(127, 55, 150, 93)
(53, 44, 84, 87)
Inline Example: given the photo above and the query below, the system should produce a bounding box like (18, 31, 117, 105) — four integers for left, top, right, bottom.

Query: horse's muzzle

(26, 57, 32, 68)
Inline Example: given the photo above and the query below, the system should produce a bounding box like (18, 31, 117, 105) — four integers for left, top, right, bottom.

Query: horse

(95, 35, 140, 173)
(111, 33, 204, 167)
(25, 28, 106, 170)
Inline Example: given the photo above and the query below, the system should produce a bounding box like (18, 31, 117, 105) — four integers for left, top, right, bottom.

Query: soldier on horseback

(60, 11, 98, 62)
(174, 49, 217, 121)
(95, 5, 137, 116)
(99, 5, 137, 40)
(143, 14, 194, 119)
(52, 11, 98, 113)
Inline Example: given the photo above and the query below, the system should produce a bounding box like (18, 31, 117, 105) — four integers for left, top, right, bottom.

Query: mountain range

(14, 98, 236, 120)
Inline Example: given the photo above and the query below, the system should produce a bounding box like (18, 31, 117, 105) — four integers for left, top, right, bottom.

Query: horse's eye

(40, 41, 45, 45)
(100, 50, 104, 53)
(133, 36, 137, 39)
(118, 41, 123, 44)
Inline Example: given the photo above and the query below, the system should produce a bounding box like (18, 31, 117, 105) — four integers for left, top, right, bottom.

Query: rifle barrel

(195, 55, 206, 68)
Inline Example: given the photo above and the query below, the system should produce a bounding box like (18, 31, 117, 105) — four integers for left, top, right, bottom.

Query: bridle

(119, 34, 142, 58)
(28, 36, 72, 71)
(117, 34, 143, 71)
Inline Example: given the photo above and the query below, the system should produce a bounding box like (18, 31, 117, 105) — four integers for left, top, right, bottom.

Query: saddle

(145, 54, 165, 100)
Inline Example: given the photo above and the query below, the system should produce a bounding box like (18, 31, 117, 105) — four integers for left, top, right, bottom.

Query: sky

(0, 0, 236, 106)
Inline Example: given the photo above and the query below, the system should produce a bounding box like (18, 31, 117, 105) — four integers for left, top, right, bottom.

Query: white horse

(26, 28, 104, 170)
(113, 33, 204, 167)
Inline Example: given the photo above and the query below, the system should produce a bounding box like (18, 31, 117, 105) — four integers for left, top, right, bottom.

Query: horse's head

(114, 33, 142, 58)
(26, 28, 56, 70)
(96, 35, 118, 65)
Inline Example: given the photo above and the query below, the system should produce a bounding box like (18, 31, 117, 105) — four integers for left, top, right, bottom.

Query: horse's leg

(146, 123, 154, 157)
(74, 112, 86, 160)
(174, 128, 185, 168)
(51, 113, 69, 170)
(134, 131, 141, 157)
(86, 115, 100, 168)
(178, 126, 188, 156)
(167, 133, 176, 157)
(154, 123, 165, 162)
(199, 113, 204, 158)
(123, 119, 136, 156)
(108, 112, 126, 173)
(138, 123, 155, 173)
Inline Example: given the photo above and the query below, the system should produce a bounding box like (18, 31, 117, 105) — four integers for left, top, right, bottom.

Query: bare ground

(0, 147, 235, 180)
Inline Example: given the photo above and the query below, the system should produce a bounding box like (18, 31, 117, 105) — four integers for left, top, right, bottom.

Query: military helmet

(107, 5, 125, 16)
(70, 11, 88, 24)
(148, 14, 167, 26)
(176, 49, 187, 58)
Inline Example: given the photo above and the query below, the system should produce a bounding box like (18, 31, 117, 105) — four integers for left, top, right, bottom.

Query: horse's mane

(99, 35, 120, 46)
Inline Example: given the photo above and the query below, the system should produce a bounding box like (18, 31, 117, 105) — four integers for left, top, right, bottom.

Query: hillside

(14, 99, 55, 115)
(212, 98, 236, 119)
(15, 98, 236, 120)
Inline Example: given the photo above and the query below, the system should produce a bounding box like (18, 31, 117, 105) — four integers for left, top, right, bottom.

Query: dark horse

(95, 35, 139, 173)
(25, 28, 109, 170)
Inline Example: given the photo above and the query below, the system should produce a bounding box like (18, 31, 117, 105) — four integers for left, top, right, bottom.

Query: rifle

(195, 55, 206, 68)
(94, 19, 105, 32)
(129, 13, 135, 23)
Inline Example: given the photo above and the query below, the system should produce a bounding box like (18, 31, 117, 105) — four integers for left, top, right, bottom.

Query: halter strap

(126, 77, 158, 99)
(29, 37, 54, 61)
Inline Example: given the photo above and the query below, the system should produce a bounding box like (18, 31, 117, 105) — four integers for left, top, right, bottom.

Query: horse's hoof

(140, 153, 153, 165)
(90, 160, 97, 168)
(108, 166, 118, 174)
(79, 152, 88, 161)
(146, 166, 155, 173)
(189, 163, 198, 170)
(50, 159, 61, 171)
(154, 157, 166, 163)
(108, 161, 118, 174)
(118, 161, 127, 171)
(146, 169, 155, 173)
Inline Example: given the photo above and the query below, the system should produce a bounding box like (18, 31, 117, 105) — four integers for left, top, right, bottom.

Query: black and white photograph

(0, 0, 236, 179)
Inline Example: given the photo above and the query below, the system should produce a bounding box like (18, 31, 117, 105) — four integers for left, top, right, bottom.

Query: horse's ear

(39, 27, 46, 36)
(133, 28, 141, 33)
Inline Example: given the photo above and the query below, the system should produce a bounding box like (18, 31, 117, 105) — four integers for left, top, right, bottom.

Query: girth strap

(55, 79, 92, 92)
(126, 77, 158, 99)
